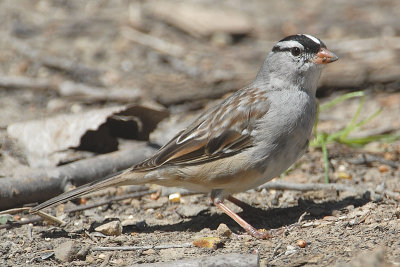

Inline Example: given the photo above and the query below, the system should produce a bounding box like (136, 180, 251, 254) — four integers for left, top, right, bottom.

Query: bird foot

(247, 227, 285, 239)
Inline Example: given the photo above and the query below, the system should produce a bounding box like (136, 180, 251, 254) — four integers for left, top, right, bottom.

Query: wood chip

(193, 237, 224, 249)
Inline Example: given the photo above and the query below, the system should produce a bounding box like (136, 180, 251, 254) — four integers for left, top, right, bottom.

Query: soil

(0, 0, 400, 266)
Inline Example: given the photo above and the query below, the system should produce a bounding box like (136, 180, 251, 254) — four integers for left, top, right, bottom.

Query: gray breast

(251, 90, 316, 177)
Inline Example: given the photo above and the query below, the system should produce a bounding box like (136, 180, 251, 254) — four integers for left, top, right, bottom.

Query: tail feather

(30, 169, 145, 213)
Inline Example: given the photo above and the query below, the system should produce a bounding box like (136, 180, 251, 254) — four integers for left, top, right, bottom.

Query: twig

(279, 211, 310, 234)
(92, 243, 193, 251)
(0, 189, 155, 229)
(135, 253, 258, 266)
(121, 26, 185, 58)
(0, 76, 55, 90)
(0, 207, 64, 226)
(0, 76, 143, 102)
(7, 36, 106, 86)
(272, 242, 282, 258)
(349, 154, 399, 169)
(0, 217, 42, 230)
(258, 182, 362, 193)
(297, 212, 309, 224)
(99, 254, 110, 267)
(64, 189, 156, 213)
(58, 81, 142, 102)
(0, 207, 30, 215)
(258, 182, 400, 201)
(35, 210, 65, 225)
(0, 145, 158, 210)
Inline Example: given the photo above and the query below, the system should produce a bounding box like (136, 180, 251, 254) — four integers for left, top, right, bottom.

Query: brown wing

(133, 87, 270, 170)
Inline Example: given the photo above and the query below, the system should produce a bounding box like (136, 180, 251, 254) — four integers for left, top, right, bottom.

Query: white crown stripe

(276, 40, 304, 50)
(303, 34, 320, 45)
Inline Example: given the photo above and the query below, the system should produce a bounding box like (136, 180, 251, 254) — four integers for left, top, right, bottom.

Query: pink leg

(213, 198, 273, 239)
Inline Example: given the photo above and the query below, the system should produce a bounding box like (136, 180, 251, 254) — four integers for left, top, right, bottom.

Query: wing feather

(133, 87, 270, 170)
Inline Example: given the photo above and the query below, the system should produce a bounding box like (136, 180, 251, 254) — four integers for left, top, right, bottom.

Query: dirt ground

(0, 0, 400, 266)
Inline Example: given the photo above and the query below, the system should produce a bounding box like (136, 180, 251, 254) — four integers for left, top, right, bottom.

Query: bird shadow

(38, 194, 372, 239)
(131, 194, 371, 235)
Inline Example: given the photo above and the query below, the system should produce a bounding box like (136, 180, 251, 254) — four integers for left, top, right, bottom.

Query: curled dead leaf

(193, 237, 224, 249)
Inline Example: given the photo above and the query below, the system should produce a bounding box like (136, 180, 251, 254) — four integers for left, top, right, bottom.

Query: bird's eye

(291, 47, 301, 57)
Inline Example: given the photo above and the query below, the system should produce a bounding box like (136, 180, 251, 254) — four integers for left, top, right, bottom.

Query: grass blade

(320, 91, 364, 112)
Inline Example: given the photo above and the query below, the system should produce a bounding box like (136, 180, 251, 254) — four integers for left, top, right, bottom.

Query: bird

(31, 34, 338, 239)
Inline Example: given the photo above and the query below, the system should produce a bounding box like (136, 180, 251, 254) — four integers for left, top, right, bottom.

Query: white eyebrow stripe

(276, 40, 304, 50)
(303, 34, 320, 45)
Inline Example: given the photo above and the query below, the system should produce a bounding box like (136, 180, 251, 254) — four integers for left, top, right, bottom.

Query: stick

(35, 210, 65, 225)
(0, 217, 43, 230)
(91, 243, 193, 251)
(272, 243, 282, 258)
(7, 37, 107, 86)
(0, 145, 157, 210)
(121, 26, 185, 58)
(0, 76, 142, 102)
(58, 81, 142, 102)
(258, 182, 400, 201)
(64, 189, 155, 213)
(258, 181, 362, 193)
(0, 189, 155, 229)
(349, 154, 399, 169)
(124, 253, 259, 267)
(0, 76, 55, 90)
(0, 207, 30, 215)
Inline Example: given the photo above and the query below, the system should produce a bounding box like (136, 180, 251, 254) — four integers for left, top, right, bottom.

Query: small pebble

(285, 245, 297, 255)
(338, 165, 347, 172)
(142, 249, 156, 255)
(297, 240, 307, 248)
(98, 253, 107, 259)
(169, 192, 181, 203)
(323, 216, 336, 221)
(150, 191, 161, 200)
(349, 219, 358, 226)
(378, 165, 389, 173)
(54, 241, 77, 262)
(216, 223, 232, 237)
(95, 220, 122, 236)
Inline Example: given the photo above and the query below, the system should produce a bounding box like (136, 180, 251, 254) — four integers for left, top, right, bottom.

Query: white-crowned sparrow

(31, 34, 338, 239)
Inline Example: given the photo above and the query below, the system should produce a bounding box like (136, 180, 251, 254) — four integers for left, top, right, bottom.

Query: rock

(142, 249, 156, 255)
(95, 220, 122, 236)
(216, 223, 232, 237)
(138, 253, 258, 267)
(54, 241, 88, 262)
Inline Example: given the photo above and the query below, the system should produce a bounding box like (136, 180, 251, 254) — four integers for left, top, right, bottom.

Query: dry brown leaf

(193, 237, 224, 249)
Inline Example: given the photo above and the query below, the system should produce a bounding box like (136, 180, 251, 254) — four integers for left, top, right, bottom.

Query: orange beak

(312, 48, 338, 64)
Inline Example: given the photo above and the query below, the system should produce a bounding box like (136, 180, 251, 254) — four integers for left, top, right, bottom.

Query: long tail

(30, 168, 146, 213)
